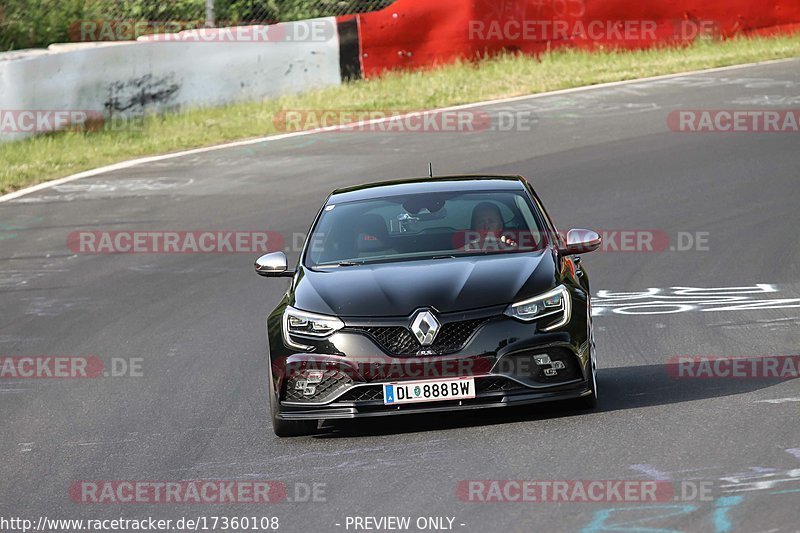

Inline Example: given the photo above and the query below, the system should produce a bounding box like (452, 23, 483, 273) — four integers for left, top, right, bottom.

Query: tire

(575, 306, 598, 410)
(575, 355, 598, 410)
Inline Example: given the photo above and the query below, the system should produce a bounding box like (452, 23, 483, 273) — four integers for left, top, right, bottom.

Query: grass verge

(2, 33, 799, 194)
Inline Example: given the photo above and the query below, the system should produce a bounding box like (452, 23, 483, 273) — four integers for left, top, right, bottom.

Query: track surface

(2, 60, 799, 533)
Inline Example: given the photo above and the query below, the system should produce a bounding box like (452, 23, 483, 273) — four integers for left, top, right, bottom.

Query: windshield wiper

(322, 255, 456, 268)
(315, 261, 361, 269)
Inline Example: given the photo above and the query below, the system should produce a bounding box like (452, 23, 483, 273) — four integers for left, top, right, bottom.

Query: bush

(0, 0, 393, 51)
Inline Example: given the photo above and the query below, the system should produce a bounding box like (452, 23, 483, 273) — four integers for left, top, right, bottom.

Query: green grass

(2, 33, 800, 194)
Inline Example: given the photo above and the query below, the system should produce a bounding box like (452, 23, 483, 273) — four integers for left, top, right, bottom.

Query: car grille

(352, 318, 488, 355)
(338, 386, 385, 403)
(476, 376, 524, 393)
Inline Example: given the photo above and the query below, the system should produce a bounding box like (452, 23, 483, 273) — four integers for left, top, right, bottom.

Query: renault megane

(255, 175, 601, 436)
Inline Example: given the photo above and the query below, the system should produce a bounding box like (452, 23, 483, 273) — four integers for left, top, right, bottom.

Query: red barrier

(343, 0, 800, 77)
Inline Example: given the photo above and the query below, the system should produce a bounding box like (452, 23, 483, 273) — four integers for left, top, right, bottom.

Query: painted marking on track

(732, 95, 800, 106)
(1, 58, 796, 204)
(720, 468, 800, 492)
(0, 270, 69, 289)
(581, 504, 698, 533)
(756, 398, 800, 404)
(23, 297, 96, 316)
(712, 496, 744, 533)
(630, 464, 673, 480)
(14, 177, 195, 203)
(593, 284, 800, 316)
(785, 449, 800, 461)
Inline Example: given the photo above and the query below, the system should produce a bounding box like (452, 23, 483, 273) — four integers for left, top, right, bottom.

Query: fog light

(293, 371, 324, 396)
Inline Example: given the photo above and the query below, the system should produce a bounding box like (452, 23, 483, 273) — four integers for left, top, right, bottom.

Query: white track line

(1, 57, 795, 204)
(756, 398, 800, 404)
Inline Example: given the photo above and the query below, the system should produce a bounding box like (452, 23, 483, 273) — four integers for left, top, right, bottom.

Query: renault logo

(410, 310, 440, 346)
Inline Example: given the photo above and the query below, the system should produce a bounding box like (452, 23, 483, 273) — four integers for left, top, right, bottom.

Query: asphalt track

(2, 59, 800, 533)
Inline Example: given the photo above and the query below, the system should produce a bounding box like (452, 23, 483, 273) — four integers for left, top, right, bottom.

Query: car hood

(291, 251, 557, 317)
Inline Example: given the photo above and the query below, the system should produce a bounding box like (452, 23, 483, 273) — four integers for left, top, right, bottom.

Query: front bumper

(269, 294, 592, 421)
(277, 375, 592, 420)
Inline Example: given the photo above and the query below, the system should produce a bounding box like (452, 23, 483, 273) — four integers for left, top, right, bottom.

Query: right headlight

(282, 306, 344, 350)
(504, 285, 571, 331)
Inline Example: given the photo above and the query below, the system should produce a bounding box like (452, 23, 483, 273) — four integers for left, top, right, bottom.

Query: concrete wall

(0, 19, 342, 142)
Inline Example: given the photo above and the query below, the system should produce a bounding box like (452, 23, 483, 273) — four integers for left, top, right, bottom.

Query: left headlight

(282, 306, 345, 349)
(504, 285, 571, 331)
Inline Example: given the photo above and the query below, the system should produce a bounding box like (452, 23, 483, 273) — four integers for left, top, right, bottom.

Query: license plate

(383, 377, 475, 405)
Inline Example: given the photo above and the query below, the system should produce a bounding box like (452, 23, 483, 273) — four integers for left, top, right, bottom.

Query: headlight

(504, 285, 571, 331)
(282, 306, 344, 350)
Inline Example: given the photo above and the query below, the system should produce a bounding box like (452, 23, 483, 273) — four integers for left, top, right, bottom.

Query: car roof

(328, 174, 528, 203)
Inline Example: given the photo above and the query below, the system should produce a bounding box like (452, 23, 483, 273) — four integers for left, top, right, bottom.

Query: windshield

(305, 190, 547, 268)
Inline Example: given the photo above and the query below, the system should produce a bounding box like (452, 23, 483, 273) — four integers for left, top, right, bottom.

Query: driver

(467, 202, 517, 249)
(471, 201, 504, 232)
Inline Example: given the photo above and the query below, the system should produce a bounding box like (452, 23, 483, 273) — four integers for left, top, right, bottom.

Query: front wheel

(575, 356, 598, 410)
(575, 310, 598, 410)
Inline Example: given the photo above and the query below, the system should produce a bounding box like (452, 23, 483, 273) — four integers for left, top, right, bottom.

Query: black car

(255, 175, 601, 436)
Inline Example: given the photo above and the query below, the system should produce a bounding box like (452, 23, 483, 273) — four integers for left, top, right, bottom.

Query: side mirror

(255, 251, 294, 277)
(559, 229, 602, 255)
